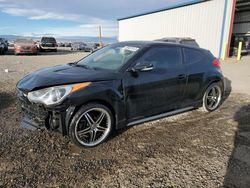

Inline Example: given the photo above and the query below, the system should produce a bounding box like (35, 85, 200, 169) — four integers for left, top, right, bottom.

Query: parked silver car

(71, 42, 86, 51)
(155, 37, 199, 47)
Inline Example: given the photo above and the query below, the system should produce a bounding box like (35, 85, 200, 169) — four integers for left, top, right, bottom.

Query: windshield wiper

(68, 62, 76, 66)
(74, 64, 92, 70)
(68, 62, 97, 70)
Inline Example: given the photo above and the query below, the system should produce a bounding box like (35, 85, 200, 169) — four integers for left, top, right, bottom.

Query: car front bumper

(15, 49, 37, 54)
(16, 89, 74, 136)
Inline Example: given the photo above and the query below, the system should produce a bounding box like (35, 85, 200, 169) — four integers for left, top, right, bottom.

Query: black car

(0, 41, 4, 55)
(0, 38, 8, 53)
(40, 37, 57, 52)
(155, 37, 199, 47)
(16, 41, 224, 147)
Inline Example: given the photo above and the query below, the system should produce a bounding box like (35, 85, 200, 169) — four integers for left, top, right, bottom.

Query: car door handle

(178, 74, 186, 80)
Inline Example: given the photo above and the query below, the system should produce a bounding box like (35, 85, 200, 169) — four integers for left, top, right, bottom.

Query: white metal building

(118, 0, 250, 58)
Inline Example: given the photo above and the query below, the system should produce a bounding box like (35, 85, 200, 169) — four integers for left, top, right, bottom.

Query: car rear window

(42, 38, 56, 43)
(184, 48, 205, 65)
(181, 40, 199, 47)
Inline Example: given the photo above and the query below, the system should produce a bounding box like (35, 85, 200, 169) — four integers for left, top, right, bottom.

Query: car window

(77, 44, 140, 71)
(164, 40, 177, 43)
(181, 40, 199, 47)
(184, 48, 205, 65)
(42, 38, 56, 43)
(138, 46, 182, 69)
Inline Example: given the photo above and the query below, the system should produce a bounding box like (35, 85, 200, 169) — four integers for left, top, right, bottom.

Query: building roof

(118, 0, 208, 21)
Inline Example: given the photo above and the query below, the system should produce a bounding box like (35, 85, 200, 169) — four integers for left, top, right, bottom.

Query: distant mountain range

(0, 35, 118, 43)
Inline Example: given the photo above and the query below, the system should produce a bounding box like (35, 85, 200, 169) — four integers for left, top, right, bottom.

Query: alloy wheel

(205, 85, 222, 111)
(74, 108, 111, 147)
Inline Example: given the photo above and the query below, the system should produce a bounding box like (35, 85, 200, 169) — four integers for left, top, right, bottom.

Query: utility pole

(99, 25, 103, 47)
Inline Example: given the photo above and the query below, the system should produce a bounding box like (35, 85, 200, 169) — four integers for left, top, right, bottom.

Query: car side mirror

(127, 63, 154, 73)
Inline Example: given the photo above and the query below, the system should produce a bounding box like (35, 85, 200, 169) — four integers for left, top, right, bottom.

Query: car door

(182, 47, 208, 106)
(123, 45, 187, 122)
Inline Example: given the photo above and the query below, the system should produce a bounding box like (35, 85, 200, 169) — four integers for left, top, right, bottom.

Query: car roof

(117, 41, 205, 51)
(158, 37, 195, 41)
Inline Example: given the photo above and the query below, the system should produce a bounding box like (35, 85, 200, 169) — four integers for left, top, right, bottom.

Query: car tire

(201, 82, 223, 112)
(69, 103, 114, 147)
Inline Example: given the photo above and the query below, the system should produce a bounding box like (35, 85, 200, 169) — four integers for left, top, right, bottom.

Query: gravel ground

(0, 49, 250, 187)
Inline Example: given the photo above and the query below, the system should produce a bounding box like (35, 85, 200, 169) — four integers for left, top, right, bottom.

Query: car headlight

(27, 82, 91, 106)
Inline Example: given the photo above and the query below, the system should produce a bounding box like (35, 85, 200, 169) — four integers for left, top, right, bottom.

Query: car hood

(17, 64, 120, 92)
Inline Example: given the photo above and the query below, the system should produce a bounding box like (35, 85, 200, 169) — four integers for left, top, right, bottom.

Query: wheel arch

(204, 77, 224, 94)
(201, 79, 224, 112)
(65, 99, 116, 135)
(194, 76, 224, 105)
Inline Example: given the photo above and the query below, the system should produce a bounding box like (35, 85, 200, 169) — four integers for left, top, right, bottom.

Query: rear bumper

(40, 46, 57, 50)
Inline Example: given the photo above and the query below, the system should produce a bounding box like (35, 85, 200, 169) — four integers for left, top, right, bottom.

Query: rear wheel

(69, 103, 113, 147)
(202, 82, 223, 112)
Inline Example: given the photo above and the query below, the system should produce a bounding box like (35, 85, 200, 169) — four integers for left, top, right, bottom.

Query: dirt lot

(0, 49, 250, 187)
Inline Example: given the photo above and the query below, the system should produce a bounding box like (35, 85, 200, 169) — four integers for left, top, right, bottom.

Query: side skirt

(127, 106, 195, 127)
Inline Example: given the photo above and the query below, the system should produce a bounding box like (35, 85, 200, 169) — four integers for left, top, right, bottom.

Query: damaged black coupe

(17, 41, 224, 147)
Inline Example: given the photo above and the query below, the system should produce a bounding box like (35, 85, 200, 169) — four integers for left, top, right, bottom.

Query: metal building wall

(118, 0, 234, 58)
(233, 11, 250, 35)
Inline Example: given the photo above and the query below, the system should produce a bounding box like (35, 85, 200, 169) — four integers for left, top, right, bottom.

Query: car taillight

(212, 59, 220, 68)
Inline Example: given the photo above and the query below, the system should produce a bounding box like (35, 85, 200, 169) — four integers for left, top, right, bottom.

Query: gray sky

(0, 0, 188, 37)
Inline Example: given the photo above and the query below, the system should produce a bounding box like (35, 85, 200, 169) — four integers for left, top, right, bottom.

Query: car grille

(22, 46, 31, 50)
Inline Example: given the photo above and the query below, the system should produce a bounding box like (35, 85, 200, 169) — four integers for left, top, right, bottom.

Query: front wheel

(202, 82, 223, 112)
(69, 103, 114, 147)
